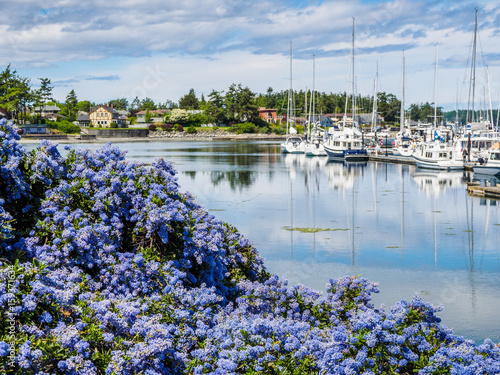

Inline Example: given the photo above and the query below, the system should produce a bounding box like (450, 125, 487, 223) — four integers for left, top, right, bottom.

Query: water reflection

(209, 170, 256, 190)
(413, 169, 469, 196)
(21, 140, 500, 343)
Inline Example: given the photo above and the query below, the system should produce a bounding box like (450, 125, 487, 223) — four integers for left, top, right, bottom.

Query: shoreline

(19, 132, 287, 144)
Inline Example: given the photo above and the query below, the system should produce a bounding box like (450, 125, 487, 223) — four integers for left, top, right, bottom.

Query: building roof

(90, 105, 118, 114)
(76, 114, 90, 121)
(34, 105, 60, 112)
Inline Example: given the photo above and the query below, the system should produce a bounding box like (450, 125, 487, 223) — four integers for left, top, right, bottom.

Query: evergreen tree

(65, 89, 78, 120)
(178, 88, 199, 110)
(38, 78, 53, 105)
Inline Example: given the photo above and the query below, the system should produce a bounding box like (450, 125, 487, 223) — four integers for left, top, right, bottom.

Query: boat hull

(324, 145, 368, 161)
(413, 155, 464, 171)
(473, 165, 500, 176)
(304, 143, 327, 156)
(281, 137, 305, 154)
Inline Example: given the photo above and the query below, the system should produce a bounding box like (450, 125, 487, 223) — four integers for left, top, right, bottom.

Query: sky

(1, 0, 500, 111)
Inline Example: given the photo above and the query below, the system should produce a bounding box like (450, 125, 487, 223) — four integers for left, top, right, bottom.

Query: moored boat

(412, 141, 464, 171)
(473, 147, 500, 176)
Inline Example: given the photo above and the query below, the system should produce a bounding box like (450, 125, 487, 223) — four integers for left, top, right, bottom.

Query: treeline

(2, 64, 476, 128)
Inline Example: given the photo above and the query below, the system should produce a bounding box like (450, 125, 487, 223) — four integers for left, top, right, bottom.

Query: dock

(467, 181, 500, 200)
(368, 154, 415, 165)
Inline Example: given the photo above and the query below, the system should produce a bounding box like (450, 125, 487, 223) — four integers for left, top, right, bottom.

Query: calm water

(24, 140, 500, 343)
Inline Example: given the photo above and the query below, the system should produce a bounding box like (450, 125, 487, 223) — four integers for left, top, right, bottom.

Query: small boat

(280, 41, 305, 154)
(392, 135, 414, 157)
(323, 127, 368, 161)
(281, 135, 305, 154)
(304, 126, 327, 156)
(473, 147, 500, 176)
(412, 141, 464, 171)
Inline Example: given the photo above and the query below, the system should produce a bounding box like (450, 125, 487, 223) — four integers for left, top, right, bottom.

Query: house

(258, 108, 277, 123)
(135, 109, 170, 123)
(20, 123, 47, 135)
(76, 113, 91, 127)
(89, 104, 126, 128)
(309, 115, 334, 127)
(33, 105, 60, 121)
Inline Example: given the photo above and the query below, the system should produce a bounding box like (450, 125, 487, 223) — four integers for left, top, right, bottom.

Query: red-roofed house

(258, 108, 277, 123)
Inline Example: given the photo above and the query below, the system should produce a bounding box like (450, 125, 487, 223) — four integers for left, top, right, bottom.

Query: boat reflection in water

(412, 169, 469, 196)
(325, 160, 366, 191)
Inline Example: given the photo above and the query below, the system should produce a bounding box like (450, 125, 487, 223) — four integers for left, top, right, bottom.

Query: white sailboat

(392, 50, 414, 158)
(305, 54, 327, 156)
(281, 41, 305, 154)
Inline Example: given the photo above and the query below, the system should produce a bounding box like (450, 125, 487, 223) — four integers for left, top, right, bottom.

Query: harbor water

(24, 139, 500, 343)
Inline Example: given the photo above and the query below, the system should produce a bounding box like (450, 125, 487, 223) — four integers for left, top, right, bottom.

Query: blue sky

(1, 0, 499, 111)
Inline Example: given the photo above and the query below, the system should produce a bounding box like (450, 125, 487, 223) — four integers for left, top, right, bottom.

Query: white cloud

(1, 0, 500, 109)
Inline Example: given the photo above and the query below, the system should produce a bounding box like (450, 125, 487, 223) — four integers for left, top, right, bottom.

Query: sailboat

(323, 18, 368, 161)
(281, 41, 305, 154)
(454, 9, 500, 161)
(305, 54, 327, 156)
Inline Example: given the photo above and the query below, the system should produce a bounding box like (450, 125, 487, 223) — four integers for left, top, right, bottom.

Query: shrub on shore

(0, 118, 499, 374)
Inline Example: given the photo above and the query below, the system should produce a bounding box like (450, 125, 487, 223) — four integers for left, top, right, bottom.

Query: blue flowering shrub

(0, 117, 499, 374)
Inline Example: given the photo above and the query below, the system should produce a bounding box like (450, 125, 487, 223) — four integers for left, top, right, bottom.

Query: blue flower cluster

(0, 118, 499, 374)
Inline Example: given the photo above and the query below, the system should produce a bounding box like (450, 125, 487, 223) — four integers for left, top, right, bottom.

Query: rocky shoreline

(20, 129, 286, 143)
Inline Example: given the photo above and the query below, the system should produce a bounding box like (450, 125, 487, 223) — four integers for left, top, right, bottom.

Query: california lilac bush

(0, 117, 499, 374)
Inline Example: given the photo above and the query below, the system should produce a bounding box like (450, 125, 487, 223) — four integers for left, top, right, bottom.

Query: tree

(236, 86, 258, 122)
(76, 100, 92, 113)
(140, 97, 156, 111)
(108, 98, 129, 110)
(65, 89, 78, 120)
(38, 78, 53, 105)
(0, 65, 35, 122)
(169, 109, 189, 124)
(377, 92, 400, 124)
(130, 96, 141, 111)
(204, 90, 226, 125)
(145, 109, 152, 123)
(178, 88, 199, 109)
(224, 83, 258, 123)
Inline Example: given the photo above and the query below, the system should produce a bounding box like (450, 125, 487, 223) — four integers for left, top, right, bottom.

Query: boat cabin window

(491, 152, 500, 160)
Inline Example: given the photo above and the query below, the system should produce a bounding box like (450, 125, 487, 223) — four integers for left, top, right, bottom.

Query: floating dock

(368, 154, 415, 165)
(467, 181, 500, 200)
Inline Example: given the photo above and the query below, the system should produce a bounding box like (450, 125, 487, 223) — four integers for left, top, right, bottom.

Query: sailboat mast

(486, 65, 494, 127)
(400, 50, 405, 133)
(313, 53, 316, 129)
(305, 87, 309, 128)
(352, 17, 356, 128)
(288, 41, 292, 135)
(434, 43, 438, 127)
(467, 9, 478, 124)
(371, 62, 378, 133)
